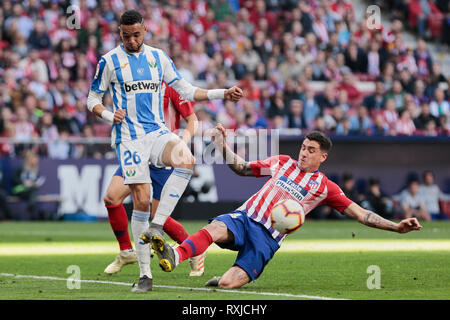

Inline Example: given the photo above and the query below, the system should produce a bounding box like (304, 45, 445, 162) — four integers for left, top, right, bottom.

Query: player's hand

(211, 123, 226, 147)
(113, 109, 126, 124)
(224, 86, 243, 102)
(397, 218, 423, 233)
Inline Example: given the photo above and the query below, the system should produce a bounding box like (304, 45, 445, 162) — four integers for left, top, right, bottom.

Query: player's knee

(133, 198, 150, 212)
(104, 193, 120, 206)
(175, 153, 195, 170)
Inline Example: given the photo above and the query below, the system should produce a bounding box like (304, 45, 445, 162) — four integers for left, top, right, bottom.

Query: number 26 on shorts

(123, 150, 142, 165)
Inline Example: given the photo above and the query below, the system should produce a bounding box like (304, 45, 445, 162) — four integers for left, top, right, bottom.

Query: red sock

(163, 217, 189, 244)
(106, 204, 132, 251)
(176, 228, 213, 263)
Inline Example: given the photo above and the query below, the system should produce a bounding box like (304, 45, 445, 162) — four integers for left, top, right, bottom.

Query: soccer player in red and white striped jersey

(150, 126, 422, 289)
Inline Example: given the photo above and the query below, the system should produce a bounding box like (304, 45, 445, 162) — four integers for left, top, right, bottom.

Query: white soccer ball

(270, 199, 305, 234)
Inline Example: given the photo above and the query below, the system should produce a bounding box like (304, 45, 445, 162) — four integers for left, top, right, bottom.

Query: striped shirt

(236, 155, 353, 245)
(90, 44, 185, 145)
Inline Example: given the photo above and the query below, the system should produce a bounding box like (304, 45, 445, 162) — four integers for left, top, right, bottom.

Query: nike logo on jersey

(124, 80, 160, 93)
(120, 62, 129, 69)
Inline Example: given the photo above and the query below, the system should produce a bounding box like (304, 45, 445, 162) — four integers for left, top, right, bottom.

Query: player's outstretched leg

(141, 139, 195, 247)
(147, 227, 213, 273)
(162, 215, 207, 276)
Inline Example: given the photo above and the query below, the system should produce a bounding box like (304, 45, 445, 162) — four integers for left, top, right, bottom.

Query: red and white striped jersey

(161, 81, 194, 133)
(236, 155, 353, 245)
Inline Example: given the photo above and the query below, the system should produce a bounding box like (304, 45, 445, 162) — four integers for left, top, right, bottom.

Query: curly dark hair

(119, 10, 143, 26)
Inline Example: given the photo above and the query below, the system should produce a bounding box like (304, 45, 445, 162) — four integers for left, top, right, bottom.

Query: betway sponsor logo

(124, 80, 159, 93)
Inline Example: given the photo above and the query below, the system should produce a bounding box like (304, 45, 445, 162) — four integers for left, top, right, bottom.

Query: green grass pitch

(0, 220, 449, 300)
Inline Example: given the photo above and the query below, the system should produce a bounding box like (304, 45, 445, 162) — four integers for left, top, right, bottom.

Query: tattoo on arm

(363, 211, 398, 232)
(223, 143, 254, 176)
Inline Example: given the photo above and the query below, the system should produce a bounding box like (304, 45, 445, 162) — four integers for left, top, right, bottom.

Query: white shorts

(116, 129, 179, 185)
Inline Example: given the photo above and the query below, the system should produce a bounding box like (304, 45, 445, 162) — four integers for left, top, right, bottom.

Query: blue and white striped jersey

(90, 44, 183, 145)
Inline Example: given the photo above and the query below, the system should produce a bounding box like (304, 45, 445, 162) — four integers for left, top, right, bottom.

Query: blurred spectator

(337, 70, 363, 106)
(414, 102, 439, 130)
(399, 179, 431, 221)
(341, 172, 364, 205)
(344, 42, 367, 74)
(75, 124, 104, 159)
(324, 105, 345, 133)
(419, 170, 450, 220)
(362, 177, 394, 219)
(414, 39, 433, 77)
(11, 149, 44, 219)
(371, 113, 390, 136)
(47, 129, 74, 160)
(18, 48, 48, 83)
(412, 79, 429, 106)
(28, 19, 51, 50)
(303, 86, 321, 129)
(349, 106, 372, 135)
(315, 82, 338, 110)
(286, 99, 305, 130)
(383, 98, 399, 132)
(395, 109, 417, 136)
(379, 62, 395, 91)
(408, 0, 443, 39)
(240, 38, 260, 74)
(429, 88, 449, 118)
(0, 160, 12, 220)
(267, 89, 286, 119)
(362, 80, 386, 113)
(386, 80, 406, 112)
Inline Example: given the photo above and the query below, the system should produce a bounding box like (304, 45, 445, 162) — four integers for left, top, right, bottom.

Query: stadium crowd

(0, 0, 449, 159)
(312, 170, 450, 221)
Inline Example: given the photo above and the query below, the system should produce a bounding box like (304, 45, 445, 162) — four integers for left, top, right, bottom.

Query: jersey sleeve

(167, 85, 194, 118)
(324, 180, 354, 213)
(249, 155, 291, 177)
(90, 57, 111, 94)
(160, 50, 182, 86)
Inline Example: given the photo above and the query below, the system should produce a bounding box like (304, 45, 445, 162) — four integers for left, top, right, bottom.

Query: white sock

(131, 210, 152, 278)
(152, 168, 193, 226)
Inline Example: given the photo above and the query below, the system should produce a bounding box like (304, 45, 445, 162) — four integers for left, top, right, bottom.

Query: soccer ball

(270, 199, 305, 234)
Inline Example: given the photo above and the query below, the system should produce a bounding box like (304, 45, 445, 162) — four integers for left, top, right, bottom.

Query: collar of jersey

(296, 161, 319, 173)
(120, 43, 146, 58)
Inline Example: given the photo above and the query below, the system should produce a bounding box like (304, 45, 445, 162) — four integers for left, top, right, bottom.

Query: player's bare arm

(192, 86, 244, 102)
(212, 124, 254, 177)
(343, 202, 423, 233)
(181, 113, 198, 145)
(91, 104, 126, 124)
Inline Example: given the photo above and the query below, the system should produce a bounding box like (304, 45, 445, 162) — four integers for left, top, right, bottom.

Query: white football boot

(189, 251, 206, 276)
(104, 249, 138, 274)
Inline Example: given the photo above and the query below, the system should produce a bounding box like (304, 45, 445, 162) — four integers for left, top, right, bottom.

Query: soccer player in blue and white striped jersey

(87, 10, 243, 292)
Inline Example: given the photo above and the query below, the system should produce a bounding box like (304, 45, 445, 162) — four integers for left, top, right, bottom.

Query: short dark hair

(342, 172, 354, 182)
(305, 130, 332, 153)
(120, 10, 143, 26)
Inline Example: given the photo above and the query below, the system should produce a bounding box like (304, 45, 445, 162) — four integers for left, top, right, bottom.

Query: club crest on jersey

(275, 176, 308, 202)
(125, 168, 136, 177)
(308, 180, 319, 189)
(137, 68, 145, 75)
